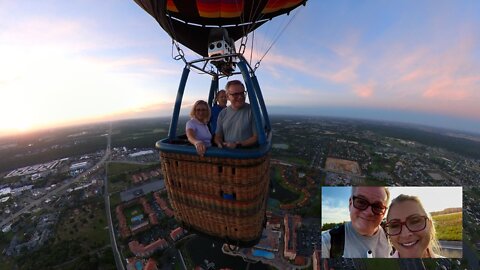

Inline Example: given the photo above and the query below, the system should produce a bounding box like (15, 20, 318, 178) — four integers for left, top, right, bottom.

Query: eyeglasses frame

(384, 215, 429, 236)
(351, 195, 388, 215)
(228, 91, 247, 98)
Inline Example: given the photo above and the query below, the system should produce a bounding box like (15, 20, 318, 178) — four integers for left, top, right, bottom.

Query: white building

(129, 150, 155, 158)
(70, 161, 89, 171)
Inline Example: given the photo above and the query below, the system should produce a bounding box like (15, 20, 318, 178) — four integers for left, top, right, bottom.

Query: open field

(433, 212, 462, 241)
(107, 162, 158, 193)
(108, 162, 157, 177)
(325, 157, 361, 175)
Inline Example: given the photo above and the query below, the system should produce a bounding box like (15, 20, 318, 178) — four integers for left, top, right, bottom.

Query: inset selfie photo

(321, 186, 462, 258)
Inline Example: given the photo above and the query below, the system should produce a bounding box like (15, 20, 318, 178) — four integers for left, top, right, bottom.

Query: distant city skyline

(1, 1, 480, 136)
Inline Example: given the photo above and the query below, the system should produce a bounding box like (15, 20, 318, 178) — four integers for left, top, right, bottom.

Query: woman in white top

(385, 194, 443, 258)
(186, 100, 212, 156)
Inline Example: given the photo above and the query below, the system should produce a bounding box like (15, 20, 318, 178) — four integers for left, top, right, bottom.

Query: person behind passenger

(385, 194, 442, 258)
(214, 80, 257, 149)
(186, 100, 212, 156)
(209, 89, 227, 135)
(321, 186, 391, 258)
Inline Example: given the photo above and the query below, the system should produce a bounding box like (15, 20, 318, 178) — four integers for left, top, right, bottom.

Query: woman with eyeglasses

(186, 100, 212, 156)
(385, 194, 443, 258)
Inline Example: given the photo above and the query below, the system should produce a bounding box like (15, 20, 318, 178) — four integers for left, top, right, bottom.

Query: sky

(1, 1, 480, 136)
(321, 186, 463, 225)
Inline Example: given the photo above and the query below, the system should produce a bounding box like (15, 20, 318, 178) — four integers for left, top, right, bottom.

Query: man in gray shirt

(214, 80, 257, 149)
(321, 187, 392, 258)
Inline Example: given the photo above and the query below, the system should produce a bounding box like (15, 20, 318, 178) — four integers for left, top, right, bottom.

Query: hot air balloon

(134, 0, 307, 246)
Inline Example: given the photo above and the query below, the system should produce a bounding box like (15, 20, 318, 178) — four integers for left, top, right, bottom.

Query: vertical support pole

(237, 57, 266, 146)
(168, 66, 190, 140)
(207, 75, 219, 107)
(251, 75, 271, 132)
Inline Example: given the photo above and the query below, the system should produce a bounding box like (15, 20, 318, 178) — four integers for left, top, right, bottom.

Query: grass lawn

(110, 193, 122, 208)
(107, 162, 157, 177)
(284, 156, 309, 166)
(108, 180, 129, 194)
(433, 212, 462, 241)
(107, 161, 159, 193)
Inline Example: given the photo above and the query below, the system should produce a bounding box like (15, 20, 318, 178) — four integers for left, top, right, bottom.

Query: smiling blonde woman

(186, 100, 212, 156)
(385, 194, 443, 258)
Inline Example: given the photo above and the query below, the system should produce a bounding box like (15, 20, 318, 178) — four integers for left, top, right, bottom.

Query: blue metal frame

(168, 67, 190, 140)
(251, 75, 271, 132)
(207, 75, 219, 107)
(156, 136, 271, 158)
(237, 58, 266, 146)
(158, 55, 271, 159)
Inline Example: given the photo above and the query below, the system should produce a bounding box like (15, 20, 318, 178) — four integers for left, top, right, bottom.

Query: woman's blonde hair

(386, 194, 441, 257)
(189, 100, 211, 124)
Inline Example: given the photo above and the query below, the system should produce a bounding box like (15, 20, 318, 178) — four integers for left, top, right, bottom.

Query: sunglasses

(195, 108, 208, 112)
(352, 196, 387, 215)
(228, 91, 246, 98)
(385, 215, 428, 236)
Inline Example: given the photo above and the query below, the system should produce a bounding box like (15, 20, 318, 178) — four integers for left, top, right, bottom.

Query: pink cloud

(423, 75, 479, 101)
(329, 59, 360, 83)
(241, 23, 480, 121)
(353, 82, 375, 98)
(263, 49, 361, 85)
(397, 69, 428, 84)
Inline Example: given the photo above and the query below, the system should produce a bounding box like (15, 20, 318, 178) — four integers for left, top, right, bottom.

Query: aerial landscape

(0, 116, 479, 269)
(1, 0, 480, 270)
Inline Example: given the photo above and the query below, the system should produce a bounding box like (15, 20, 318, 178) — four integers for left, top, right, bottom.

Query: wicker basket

(160, 151, 270, 243)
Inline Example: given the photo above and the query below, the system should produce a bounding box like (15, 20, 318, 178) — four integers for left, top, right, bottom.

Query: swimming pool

(252, 249, 275, 259)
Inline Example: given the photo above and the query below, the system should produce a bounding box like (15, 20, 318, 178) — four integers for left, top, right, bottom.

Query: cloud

(322, 206, 350, 224)
(321, 196, 350, 224)
(263, 26, 480, 119)
(261, 48, 361, 85)
(353, 82, 375, 98)
(81, 55, 178, 77)
(329, 60, 359, 84)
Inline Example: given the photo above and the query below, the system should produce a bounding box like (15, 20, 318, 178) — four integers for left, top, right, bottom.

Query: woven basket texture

(160, 151, 270, 241)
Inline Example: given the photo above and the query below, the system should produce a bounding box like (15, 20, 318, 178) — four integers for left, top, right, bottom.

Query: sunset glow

(1, 1, 479, 136)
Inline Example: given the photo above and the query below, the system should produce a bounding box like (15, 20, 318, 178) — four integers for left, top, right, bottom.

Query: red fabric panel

(166, 0, 179, 12)
(196, 0, 244, 18)
(263, 0, 303, 14)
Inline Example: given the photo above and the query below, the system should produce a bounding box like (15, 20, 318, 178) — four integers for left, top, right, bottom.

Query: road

(2, 123, 125, 270)
(102, 123, 125, 270)
(0, 135, 112, 229)
(104, 166, 124, 270)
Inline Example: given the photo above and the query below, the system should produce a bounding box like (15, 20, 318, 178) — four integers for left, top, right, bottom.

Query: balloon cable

(254, 7, 302, 71)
